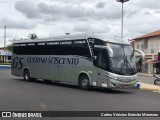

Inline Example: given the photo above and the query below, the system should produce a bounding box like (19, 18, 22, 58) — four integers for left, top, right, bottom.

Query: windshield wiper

(119, 56, 135, 75)
(119, 58, 125, 75)
(125, 56, 135, 74)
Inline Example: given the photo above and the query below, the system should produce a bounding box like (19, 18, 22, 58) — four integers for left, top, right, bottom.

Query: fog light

(110, 82, 116, 87)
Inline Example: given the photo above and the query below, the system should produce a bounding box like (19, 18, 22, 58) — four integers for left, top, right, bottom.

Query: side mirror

(134, 49, 145, 60)
(106, 47, 113, 58)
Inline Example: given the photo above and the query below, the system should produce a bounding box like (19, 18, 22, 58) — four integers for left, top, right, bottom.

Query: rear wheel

(79, 75, 91, 90)
(44, 79, 52, 84)
(154, 79, 160, 85)
(23, 69, 32, 82)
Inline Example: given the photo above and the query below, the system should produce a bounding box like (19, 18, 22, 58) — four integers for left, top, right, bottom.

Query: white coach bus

(11, 34, 144, 90)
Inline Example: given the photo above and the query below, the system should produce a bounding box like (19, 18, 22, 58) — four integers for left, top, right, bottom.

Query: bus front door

(94, 49, 109, 87)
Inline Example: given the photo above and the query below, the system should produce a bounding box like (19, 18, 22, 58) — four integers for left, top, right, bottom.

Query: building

(131, 30, 160, 73)
(0, 47, 12, 62)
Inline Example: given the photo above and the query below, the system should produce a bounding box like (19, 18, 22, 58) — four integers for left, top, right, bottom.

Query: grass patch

(0, 62, 11, 65)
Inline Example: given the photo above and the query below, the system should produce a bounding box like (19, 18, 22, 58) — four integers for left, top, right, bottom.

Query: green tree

(28, 33, 38, 40)
(6, 44, 12, 52)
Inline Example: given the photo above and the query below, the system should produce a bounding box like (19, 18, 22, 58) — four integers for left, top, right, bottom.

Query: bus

(11, 34, 144, 90)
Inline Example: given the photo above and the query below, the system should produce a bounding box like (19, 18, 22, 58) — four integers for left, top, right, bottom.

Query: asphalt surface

(0, 69, 160, 120)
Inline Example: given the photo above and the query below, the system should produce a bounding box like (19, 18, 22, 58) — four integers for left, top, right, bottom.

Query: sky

(0, 0, 160, 47)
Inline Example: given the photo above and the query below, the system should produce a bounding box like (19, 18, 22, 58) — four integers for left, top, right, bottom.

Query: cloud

(125, 14, 160, 38)
(11, 0, 160, 40)
(137, 0, 160, 10)
(15, 1, 122, 21)
(96, 2, 106, 9)
(37, 2, 96, 19)
(0, 17, 37, 29)
(15, 0, 41, 19)
(73, 22, 110, 33)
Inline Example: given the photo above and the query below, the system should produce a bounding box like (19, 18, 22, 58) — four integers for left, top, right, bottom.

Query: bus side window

(72, 39, 91, 58)
(97, 51, 106, 70)
(13, 46, 18, 54)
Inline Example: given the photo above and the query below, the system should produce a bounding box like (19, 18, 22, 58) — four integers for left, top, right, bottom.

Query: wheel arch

(78, 71, 91, 85)
(23, 67, 31, 77)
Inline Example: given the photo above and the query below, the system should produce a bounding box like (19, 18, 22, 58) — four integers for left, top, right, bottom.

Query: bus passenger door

(93, 49, 109, 87)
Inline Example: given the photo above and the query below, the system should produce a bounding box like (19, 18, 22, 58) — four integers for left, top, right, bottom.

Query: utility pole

(116, 0, 129, 39)
(4, 26, 6, 52)
(3, 26, 6, 63)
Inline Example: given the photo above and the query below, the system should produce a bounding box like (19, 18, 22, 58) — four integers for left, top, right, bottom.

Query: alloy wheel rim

(25, 73, 29, 80)
(82, 79, 88, 87)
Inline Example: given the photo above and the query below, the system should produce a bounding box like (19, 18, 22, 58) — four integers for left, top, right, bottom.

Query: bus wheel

(23, 69, 32, 82)
(154, 79, 160, 85)
(79, 75, 91, 90)
(44, 79, 52, 84)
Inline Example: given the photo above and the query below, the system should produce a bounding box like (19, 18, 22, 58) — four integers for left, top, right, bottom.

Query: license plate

(123, 85, 129, 88)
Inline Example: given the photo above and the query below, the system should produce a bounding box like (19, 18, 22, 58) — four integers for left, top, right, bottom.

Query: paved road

(0, 69, 160, 119)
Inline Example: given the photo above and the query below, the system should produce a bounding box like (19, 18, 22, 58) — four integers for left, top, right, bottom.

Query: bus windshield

(109, 43, 137, 75)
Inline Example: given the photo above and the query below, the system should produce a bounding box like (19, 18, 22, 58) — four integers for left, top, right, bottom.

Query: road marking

(153, 91, 160, 93)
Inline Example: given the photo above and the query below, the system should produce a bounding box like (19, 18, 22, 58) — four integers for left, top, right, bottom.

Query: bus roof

(13, 33, 130, 45)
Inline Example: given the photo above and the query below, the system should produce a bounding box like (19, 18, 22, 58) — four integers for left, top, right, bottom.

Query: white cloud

(73, 22, 110, 33)
(0, 17, 37, 29)
(15, 0, 41, 19)
(125, 13, 160, 38)
(15, 1, 122, 21)
(137, 0, 160, 10)
(0, 0, 160, 47)
(96, 2, 106, 9)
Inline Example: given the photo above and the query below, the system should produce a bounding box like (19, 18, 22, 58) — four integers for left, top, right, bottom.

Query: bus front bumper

(109, 78, 138, 89)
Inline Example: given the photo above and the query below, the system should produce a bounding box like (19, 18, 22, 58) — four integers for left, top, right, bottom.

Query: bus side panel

(58, 56, 71, 82)
(74, 57, 93, 84)
(25, 55, 40, 79)
(49, 57, 59, 81)
(20, 55, 49, 79)
(37, 55, 49, 80)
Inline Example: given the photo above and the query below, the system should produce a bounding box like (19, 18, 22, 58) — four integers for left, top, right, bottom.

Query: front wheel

(79, 75, 91, 90)
(154, 79, 160, 85)
(23, 70, 32, 82)
(44, 79, 52, 84)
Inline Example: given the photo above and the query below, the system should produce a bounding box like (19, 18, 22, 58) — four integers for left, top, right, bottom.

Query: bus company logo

(2, 112, 11, 117)
(27, 57, 79, 65)
(12, 57, 24, 69)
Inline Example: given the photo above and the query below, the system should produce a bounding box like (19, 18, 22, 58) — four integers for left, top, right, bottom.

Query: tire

(79, 75, 91, 90)
(44, 79, 52, 84)
(154, 79, 160, 85)
(23, 69, 32, 82)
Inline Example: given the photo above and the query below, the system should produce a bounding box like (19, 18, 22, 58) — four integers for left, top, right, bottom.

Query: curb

(0, 65, 11, 69)
(136, 82, 160, 91)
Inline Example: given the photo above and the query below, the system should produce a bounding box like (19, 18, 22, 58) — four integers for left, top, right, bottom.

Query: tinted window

(88, 38, 105, 46)
(93, 49, 109, 71)
(12, 39, 91, 58)
(72, 40, 91, 58)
